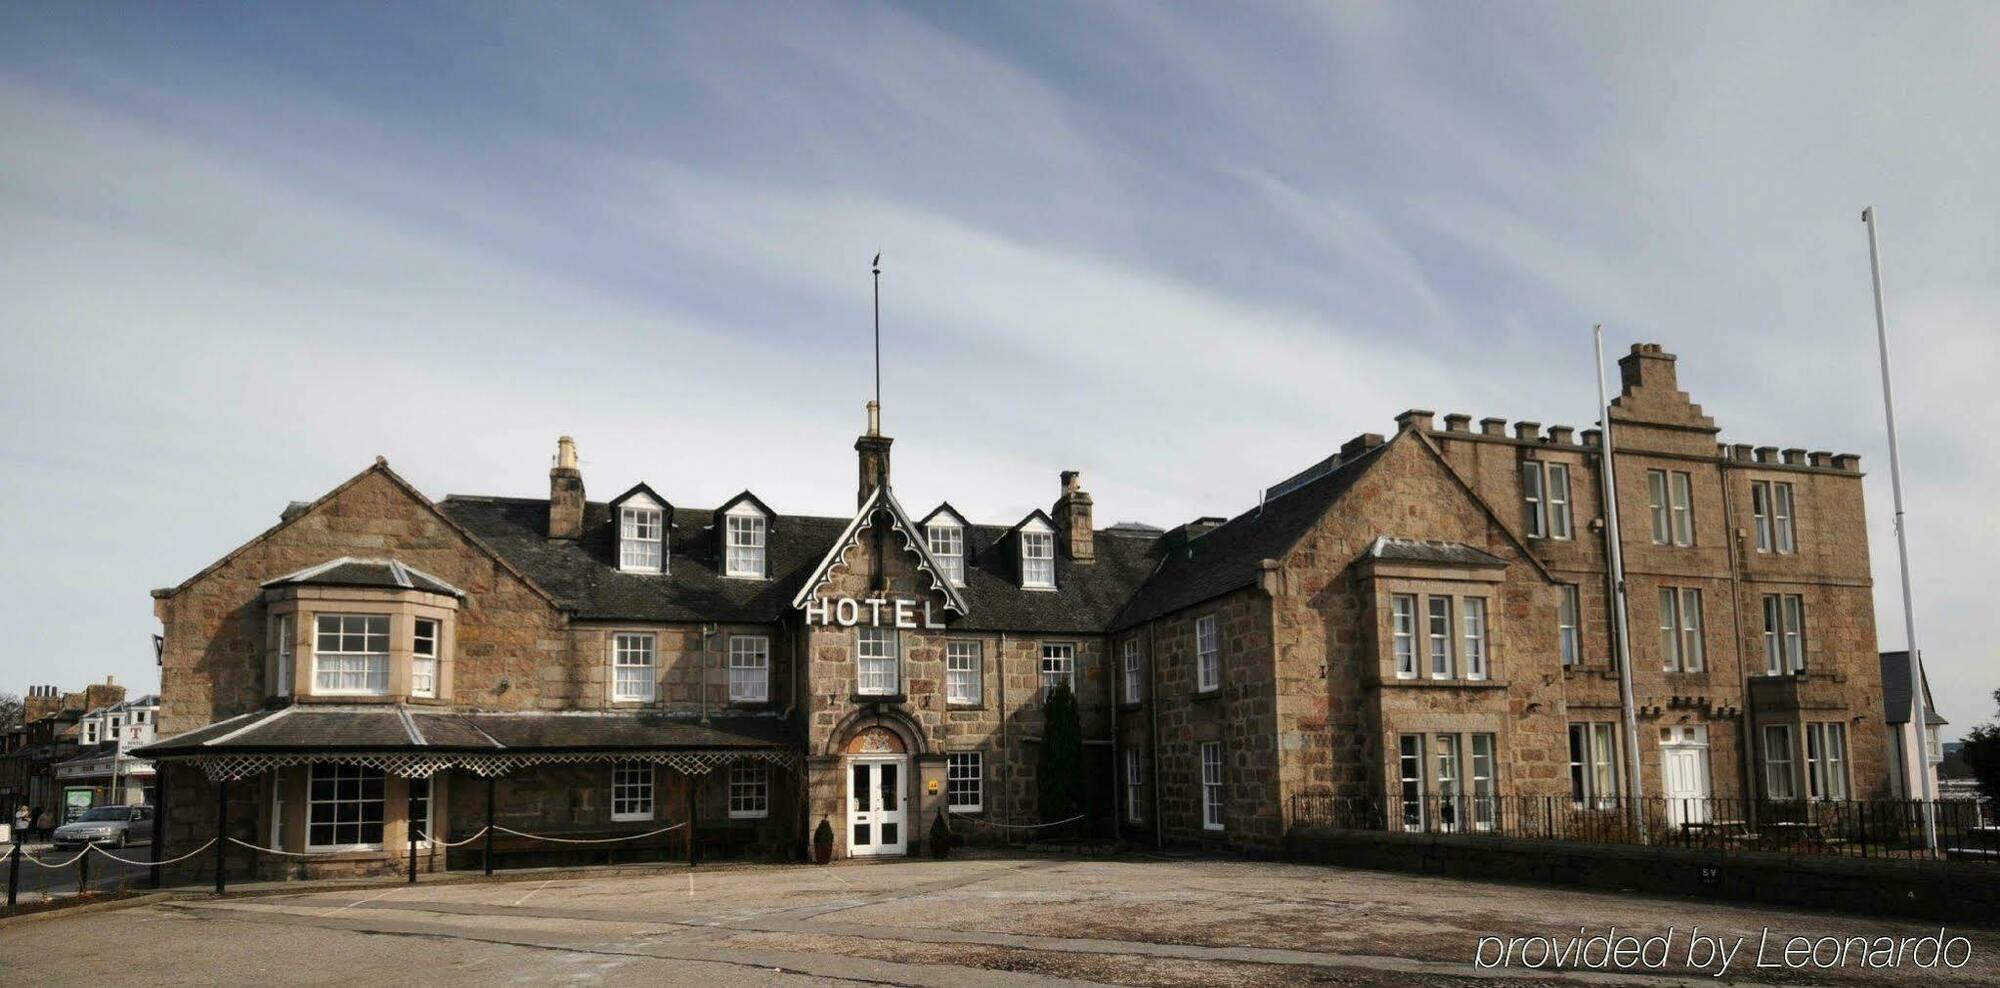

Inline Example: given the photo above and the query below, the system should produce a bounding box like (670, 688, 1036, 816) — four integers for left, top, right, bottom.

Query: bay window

(1569, 722, 1619, 809)
(1461, 598, 1488, 680)
(1427, 596, 1453, 679)
(1763, 724, 1798, 800)
(412, 618, 439, 698)
(1399, 735, 1425, 831)
(308, 762, 385, 850)
(1805, 723, 1848, 801)
(1392, 594, 1417, 679)
(314, 614, 390, 695)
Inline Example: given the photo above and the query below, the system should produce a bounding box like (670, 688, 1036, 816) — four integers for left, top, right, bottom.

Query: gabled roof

(607, 482, 672, 513)
(261, 557, 467, 597)
(1113, 440, 1392, 629)
(1880, 651, 1949, 726)
(715, 490, 775, 519)
(1004, 509, 1058, 537)
(918, 502, 969, 530)
(154, 459, 559, 608)
(790, 485, 971, 616)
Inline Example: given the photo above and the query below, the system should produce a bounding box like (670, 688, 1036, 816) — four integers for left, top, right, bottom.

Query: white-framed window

(1752, 481, 1797, 554)
(1124, 747, 1144, 823)
(1121, 638, 1143, 703)
(1558, 585, 1580, 668)
(1658, 587, 1704, 672)
(1433, 734, 1462, 833)
(619, 499, 665, 573)
(928, 522, 966, 587)
(82, 720, 98, 745)
(1200, 741, 1224, 831)
(612, 760, 654, 821)
(725, 506, 767, 578)
(1805, 723, 1848, 801)
(412, 618, 439, 699)
(408, 774, 433, 846)
(1021, 524, 1055, 589)
(1762, 594, 1807, 674)
(1469, 734, 1497, 832)
(1427, 596, 1453, 679)
(1522, 461, 1573, 540)
(729, 635, 769, 703)
(612, 632, 657, 702)
(946, 641, 982, 705)
(314, 614, 391, 695)
(1398, 734, 1425, 831)
(308, 762, 386, 850)
(856, 626, 899, 696)
(108, 716, 122, 740)
(1569, 723, 1619, 809)
(1762, 724, 1797, 800)
(946, 752, 983, 812)
(728, 763, 769, 819)
(1392, 594, 1418, 679)
(1461, 598, 1488, 680)
(1647, 470, 1695, 546)
(1194, 615, 1220, 692)
(274, 613, 295, 697)
(1040, 643, 1075, 700)
(271, 772, 286, 850)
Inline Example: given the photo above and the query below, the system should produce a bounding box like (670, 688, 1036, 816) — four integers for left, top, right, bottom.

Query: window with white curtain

(1392, 594, 1417, 679)
(857, 627, 899, 695)
(412, 618, 439, 698)
(314, 614, 390, 695)
(1194, 615, 1219, 691)
(1461, 598, 1488, 680)
(619, 501, 665, 573)
(1021, 526, 1055, 588)
(927, 522, 965, 586)
(946, 641, 981, 705)
(729, 635, 769, 703)
(725, 507, 766, 578)
(1762, 594, 1807, 674)
(612, 633, 656, 702)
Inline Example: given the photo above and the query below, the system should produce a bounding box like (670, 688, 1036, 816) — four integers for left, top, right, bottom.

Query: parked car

(52, 804, 154, 850)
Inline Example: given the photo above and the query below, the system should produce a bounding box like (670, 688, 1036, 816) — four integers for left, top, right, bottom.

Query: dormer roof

(918, 503, 969, 530)
(261, 557, 467, 598)
(714, 490, 776, 524)
(607, 482, 672, 516)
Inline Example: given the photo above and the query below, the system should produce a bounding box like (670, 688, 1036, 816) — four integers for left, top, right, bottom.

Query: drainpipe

(699, 624, 716, 724)
(998, 632, 1010, 825)
(1720, 461, 1759, 830)
(1148, 620, 1163, 848)
(1110, 635, 1121, 843)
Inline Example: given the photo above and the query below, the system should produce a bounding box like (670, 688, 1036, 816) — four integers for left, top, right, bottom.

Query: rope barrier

(89, 838, 217, 868)
(946, 813, 1087, 831)
(20, 847, 91, 869)
(415, 827, 491, 848)
(491, 822, 687, 845)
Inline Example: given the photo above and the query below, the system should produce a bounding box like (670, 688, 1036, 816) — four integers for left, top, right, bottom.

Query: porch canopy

(133, 706, 800, 780)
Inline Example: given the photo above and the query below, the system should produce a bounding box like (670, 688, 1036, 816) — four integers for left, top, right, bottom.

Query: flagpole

(1862, 207, 1938, 853)
(1594, 325, 1646, 841)
(872, 252, 882, 413)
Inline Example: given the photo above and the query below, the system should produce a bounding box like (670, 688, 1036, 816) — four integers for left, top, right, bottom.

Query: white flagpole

(1862, 207, 1939, 854)
(1594, 325, 1646, 840)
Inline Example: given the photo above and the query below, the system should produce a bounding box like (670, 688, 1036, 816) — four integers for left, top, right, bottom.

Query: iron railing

(1288, 792, 2000, 863)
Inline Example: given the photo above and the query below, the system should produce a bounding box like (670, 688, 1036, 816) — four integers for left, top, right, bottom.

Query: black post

(686, 772, 698, 867)
(8, 842, 19, 908)
(483, 775, 496, 877)
(213, 777, 228, 895)
(78, 842, 91, 895)
(150, 764, 167, 889)
(407, 783, 418, 884)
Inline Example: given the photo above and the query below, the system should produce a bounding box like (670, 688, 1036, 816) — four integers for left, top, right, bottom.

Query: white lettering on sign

(804, 596, 947, 629)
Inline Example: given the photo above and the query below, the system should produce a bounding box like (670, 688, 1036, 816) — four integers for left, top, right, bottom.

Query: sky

(0, 3, 1994, 736)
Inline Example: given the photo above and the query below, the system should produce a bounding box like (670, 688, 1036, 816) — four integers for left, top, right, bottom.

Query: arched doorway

(843, 726, 908, 857)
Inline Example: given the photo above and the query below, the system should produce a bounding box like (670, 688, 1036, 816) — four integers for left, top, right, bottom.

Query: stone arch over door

(825, 708, 927, 758)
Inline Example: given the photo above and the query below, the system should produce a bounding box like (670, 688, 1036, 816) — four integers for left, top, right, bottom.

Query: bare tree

(0, 691, 22, 731)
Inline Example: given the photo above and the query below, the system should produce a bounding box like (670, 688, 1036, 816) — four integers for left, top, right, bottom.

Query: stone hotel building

(138, 344, 1903, 876)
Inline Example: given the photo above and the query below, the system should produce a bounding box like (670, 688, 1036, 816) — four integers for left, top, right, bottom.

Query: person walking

(35, 805, 54, 842)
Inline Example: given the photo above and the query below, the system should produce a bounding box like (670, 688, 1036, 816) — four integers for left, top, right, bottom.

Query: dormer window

(619, 495, 666, 573)
(725, 504, 767, 578)
(928, 522, 965, 586)
(1020, 519, 1055, 589)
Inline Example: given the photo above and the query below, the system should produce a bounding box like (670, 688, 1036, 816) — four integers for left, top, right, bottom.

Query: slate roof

(1112, 440, 1392, 630)
(1365, 537, 1510, 567)
(439, 493, 1163, 633)
(135, 706, 797, 755)
(262, 557, 465, 597)
(1879, 651, 1949, 726)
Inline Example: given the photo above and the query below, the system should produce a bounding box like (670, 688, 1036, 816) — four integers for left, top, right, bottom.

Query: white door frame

(846, 754, 909, 857)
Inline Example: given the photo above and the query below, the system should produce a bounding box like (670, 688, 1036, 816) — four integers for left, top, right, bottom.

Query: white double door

(847, 755, 908, 857)
(1660, 725, 1712, 827)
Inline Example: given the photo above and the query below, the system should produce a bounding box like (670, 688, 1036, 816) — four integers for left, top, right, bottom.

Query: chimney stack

(548, 436, 586, 540)
(1056, 470, 1095, 563)
(1617, 342, 1679, 396)
(855, 401, 893, 508)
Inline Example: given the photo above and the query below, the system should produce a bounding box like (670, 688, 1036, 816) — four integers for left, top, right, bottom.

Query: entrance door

(846, 756, 907, 857)
(1660, 725, 1712, 827)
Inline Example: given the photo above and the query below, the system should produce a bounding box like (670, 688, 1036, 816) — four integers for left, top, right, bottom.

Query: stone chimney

(1617, 343, 1678, 396)
(23, 684, 60, 722)
(548, 435, 586, 540)
(1055, 471, 1095, 563)
(855, 401, 893, 508)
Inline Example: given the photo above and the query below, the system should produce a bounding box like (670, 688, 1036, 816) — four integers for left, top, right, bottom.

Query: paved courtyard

(6, 854, 1996, 985)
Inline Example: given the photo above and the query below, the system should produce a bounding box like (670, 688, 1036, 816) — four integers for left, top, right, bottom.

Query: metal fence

(1288, 792, 2000, 863)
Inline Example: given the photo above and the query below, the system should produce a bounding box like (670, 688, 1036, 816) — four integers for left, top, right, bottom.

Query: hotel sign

(803, 596, 948, 629)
